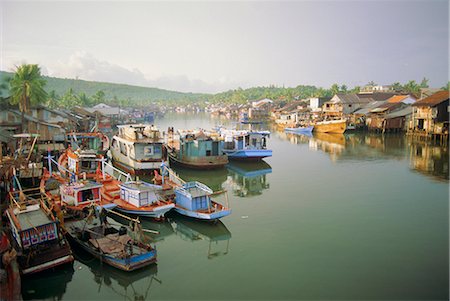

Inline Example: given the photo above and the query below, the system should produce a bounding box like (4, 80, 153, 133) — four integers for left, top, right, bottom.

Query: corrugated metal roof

(412, 90, 449, 107)
(353, 101, 386, 115)
(384, 106, 413, 119)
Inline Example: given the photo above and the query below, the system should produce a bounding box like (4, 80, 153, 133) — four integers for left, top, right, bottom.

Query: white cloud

(48, 51, 241, 93)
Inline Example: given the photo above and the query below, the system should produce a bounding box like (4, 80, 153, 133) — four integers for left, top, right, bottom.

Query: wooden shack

(410, 91, 449, 144)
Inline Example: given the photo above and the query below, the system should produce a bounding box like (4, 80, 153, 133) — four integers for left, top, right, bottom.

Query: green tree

(61, 88, 81, 108)
(9, 64, 48, 132)
(419, 77, 429, 88)
(330, 83, 340, 95)
(403, 80, 420, 96)
(441, 82, 450, 91)
(367, 81, 377, 86)
(351, 86, 361, 93)
(340, 85, 348, 93)
(391, 82, 403, 92)
(92, 90, 106, 105)
(47, 90, 60, 108)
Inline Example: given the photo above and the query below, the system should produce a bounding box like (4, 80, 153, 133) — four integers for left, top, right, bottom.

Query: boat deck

(16, 209, 53, 230)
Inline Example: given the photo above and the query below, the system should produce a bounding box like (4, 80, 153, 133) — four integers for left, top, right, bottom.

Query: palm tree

(9, 64, 47, 132)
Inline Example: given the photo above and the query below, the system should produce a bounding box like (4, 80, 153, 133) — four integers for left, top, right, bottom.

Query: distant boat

(65, 212, 157, 272)
(219, 128, 272, 160)
(284, 125, 314, 134)
(113, 181, 175, 219)
(111, 124, 166, 175)
(166, 129, 228, 169)
(173, 181, 231, 221)
(313, 119, 347, 134)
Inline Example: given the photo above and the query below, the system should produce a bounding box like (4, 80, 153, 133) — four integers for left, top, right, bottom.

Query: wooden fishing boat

(166, 128, 228, 169)
(112, 181, 175, 218)
(64, 211, 157, 272)
(111, 124, 166, 175)
(12, 133, 43, 188)
(58, 132, 109, 179)
(219, 128, 272, 160)
(173, 181, 231, 221)
(284, 125, 314, 134)
(5, 188, 74, 275)
(313, 119, 347, 134)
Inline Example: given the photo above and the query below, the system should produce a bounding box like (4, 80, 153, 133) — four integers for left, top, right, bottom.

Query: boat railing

(101, 159, 133, 182)
(184, 181, 213, 194)
(160, 163, 185, 186)
(45, 151, 78, 182)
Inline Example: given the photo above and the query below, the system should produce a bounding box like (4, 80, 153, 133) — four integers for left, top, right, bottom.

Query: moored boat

(64, 209, 157, 272)
(313, 119, 347, 134)
(5, 188, 74, 275)
(166, 128, 228, 169)
(111, 124, 166, 175)
(113, 181, 175, 218)
(173, 181, 231, 221)
(284, 125, 314, 134)
(219, 129, 272, 160)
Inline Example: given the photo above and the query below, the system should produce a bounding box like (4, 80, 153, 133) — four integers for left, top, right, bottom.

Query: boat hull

(174, 205, 232, 221)
(111, 159, 160, 176)
(284, 126, 314, 134)
(168, 152, 228, 169)
(313, 121, 346, 134)
(114, 203, 175, 218)
(65, 230, 156, 272)
(223, 149, 272, 160)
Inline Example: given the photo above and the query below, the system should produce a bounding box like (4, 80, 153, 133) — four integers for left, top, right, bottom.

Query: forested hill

(0, 71, 208, 104)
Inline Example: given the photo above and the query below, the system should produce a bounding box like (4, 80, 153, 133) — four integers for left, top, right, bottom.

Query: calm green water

(22, 113, 449, 300)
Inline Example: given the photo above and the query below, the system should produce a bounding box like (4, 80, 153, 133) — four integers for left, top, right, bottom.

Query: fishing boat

(58, 132, 109, 179)
(284, 125, 314, 134)
(313, 119, 347, 134)
(173, 181, 231, 221)
(11, 133, 43, 188)
(166, 128, 228, 169)
(111, 124, 166, 175)
(112, 181, 175, 218)
(64, 209, 157, 272)
(5, 188, 74, 275)
(219, 129, 272, 160)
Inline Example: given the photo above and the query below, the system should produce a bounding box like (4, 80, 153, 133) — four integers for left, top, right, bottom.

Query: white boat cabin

(60, 181, 102, 207)
(119, 181, 162, 208)
(222, 130, 270, 151)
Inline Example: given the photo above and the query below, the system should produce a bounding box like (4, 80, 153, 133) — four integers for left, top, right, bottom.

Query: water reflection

(22, 266, 74, 300)
(76, 248, 160, 301)
(170, 216, 231, 259)
(225, 161, 272, 197)
(409, 140, 449, 182)
(171, 166, 228, 192)
(274, 128, 449, 181)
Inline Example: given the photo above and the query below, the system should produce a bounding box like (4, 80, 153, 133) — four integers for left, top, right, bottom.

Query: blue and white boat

(284, 125, 314, 134)
(65, 212, 157, 272)
(173, 181, 231, 221)
(219, 129, 272, 160)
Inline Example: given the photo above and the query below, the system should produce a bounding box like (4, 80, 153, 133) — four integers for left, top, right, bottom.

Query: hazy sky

(1, 0, 448, 93)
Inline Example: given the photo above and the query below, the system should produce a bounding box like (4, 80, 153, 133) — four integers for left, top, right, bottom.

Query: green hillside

(0, 71, 208, 104)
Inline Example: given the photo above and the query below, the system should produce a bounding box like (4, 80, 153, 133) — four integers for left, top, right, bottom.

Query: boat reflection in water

(170, 216, 231, 259)
(225, 161, 272, 197)
(76, 247, 160, 300)
(309, 132, 346, 162)
(22, 266, 74, 300)
(170, 165, 228, 192)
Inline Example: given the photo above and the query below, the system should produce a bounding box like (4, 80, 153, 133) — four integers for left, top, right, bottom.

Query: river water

(22, 113, 449, 300)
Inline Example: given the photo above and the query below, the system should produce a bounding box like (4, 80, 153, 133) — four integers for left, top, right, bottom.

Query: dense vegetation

(1, 68, 448, 109)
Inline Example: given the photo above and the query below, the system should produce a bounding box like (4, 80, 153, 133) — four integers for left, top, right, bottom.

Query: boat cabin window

(80, 189, 94, 202)
(206, 150, 211, 156)
(80, 160, 96, 172)
(120, 142, 127, 155)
